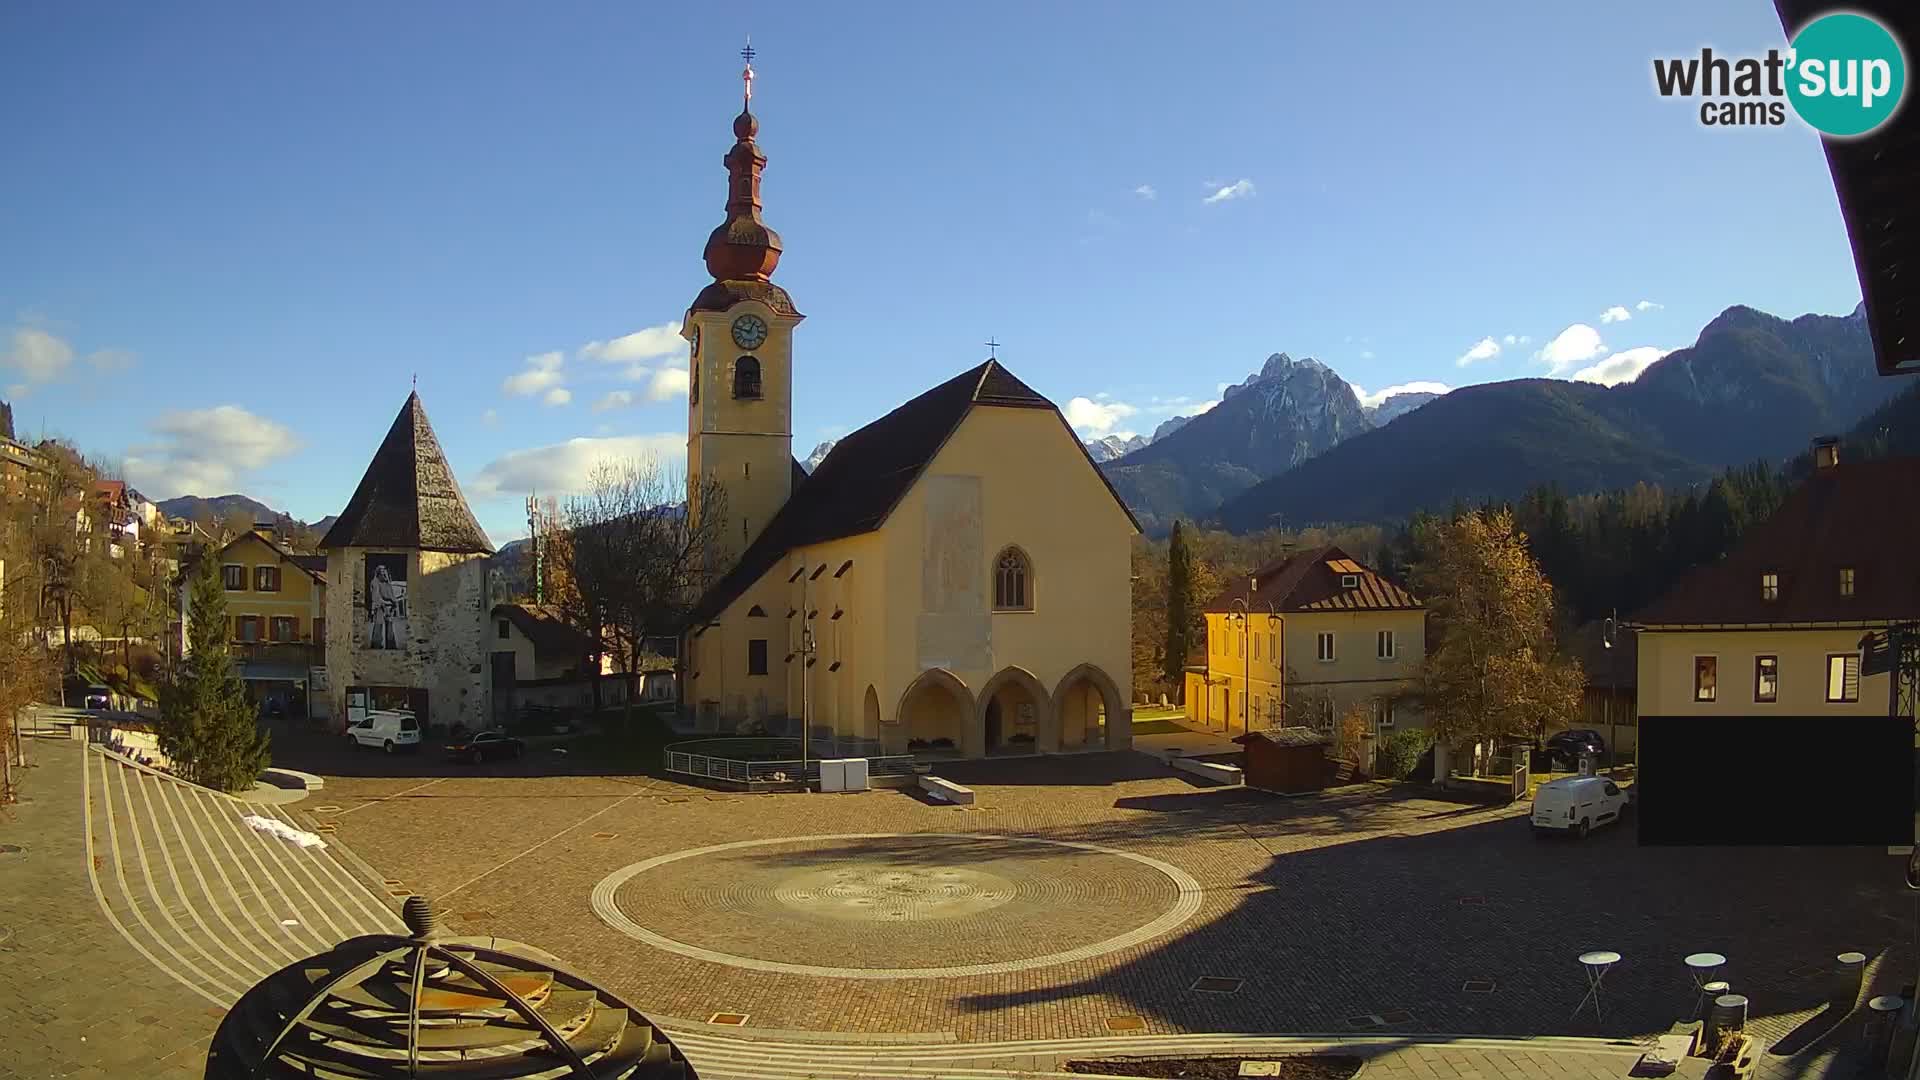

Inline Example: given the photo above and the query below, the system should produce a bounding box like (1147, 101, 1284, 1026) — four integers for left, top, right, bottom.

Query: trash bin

(1867, 995, 1905, 1069)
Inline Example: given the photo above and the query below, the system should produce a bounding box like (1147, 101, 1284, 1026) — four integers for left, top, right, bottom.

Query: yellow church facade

(678, 64, 1136, 759)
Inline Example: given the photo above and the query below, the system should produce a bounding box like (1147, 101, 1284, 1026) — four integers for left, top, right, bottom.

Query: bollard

(1704, 992, 1746, 1050)
(1834, 952, 1869, 1010)
(1867, 995, 1904, 1070)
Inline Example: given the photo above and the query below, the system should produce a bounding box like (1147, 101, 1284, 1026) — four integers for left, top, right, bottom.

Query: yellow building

(1635, 446, 1912, 721)
(1186, 546, 1425, 738)
(180, 525, 329, 716)
(679, 72, 1138, 758)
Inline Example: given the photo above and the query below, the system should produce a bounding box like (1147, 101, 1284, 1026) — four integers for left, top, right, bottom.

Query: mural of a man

(366, 556, 409, 650)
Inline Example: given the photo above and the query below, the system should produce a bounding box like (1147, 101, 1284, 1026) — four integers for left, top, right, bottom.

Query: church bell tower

(684, 43, 803, 559)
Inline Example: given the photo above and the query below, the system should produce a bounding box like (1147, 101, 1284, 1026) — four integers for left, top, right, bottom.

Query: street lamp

(1601, 609, 1618, 778)
(1229, 597, 1250, 736)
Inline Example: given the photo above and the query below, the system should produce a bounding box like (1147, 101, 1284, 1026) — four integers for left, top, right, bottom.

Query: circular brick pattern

(591, 832, 1204, 979)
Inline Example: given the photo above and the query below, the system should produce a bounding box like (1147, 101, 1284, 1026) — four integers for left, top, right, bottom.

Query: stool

(1574, 950, 1621, 1024)
(1684, 952, 1727, 1017)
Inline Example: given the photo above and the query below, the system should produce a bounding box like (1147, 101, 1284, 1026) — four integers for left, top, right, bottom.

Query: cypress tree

(1162, 520, 1193, 694)
(158, 554, 271, 792)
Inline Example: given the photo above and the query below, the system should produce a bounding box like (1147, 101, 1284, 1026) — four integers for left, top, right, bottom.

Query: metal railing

(663, 739, 919, 789)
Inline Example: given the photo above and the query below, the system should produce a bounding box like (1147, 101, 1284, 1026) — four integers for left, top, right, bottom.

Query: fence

(663, 739, 918, 790)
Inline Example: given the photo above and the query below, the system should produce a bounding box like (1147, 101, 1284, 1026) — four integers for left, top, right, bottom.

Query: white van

(1531, 775, 1630, 838)
(345, 710, 421, 754)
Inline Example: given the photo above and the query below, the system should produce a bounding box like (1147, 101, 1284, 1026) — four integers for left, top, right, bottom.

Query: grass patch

(1130, 718, 1191, 736)
(1133, 707, 1186, 721)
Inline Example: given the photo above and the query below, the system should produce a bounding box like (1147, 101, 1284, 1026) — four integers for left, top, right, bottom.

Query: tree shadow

(267, 725, 675, 781)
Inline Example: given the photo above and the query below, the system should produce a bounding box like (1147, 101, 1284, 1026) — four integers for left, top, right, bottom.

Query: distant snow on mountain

(801, 440, 837, 473)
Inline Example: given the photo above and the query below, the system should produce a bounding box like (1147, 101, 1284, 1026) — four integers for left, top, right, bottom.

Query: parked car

(1531, 775, 1630, 838)
(344, 711, 421, 754)
(1544, 728, 1607, 767)
(445, 729, 525, 764)
(83, 685, 113, 711)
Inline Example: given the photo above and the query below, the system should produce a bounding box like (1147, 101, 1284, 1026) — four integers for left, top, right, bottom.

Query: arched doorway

(976, 667, 1049, 756)
(862, 685, 881, 746)
(893, 669, 972, 758)
(1053, 664, 1129, 751)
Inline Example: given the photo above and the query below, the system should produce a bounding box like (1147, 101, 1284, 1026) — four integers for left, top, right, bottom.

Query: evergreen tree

(1162, 520, 1194, 693)
(158, 555, 270, 792)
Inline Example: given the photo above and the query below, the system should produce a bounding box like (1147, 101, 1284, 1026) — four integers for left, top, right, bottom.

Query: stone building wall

(324, 547, 492, 732)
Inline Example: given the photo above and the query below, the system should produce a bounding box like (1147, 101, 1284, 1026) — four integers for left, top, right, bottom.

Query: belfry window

(733, 356, 762, 399)
(993, 547, 1033, 611)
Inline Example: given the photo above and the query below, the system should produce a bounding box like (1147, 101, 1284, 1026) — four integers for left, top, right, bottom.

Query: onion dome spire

(704, 39, 783, 283)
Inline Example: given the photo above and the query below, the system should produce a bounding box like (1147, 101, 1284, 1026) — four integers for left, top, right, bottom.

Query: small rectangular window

(1252, 636, 1261, 661)
(254, 565, 280, 592)
(222, 564, 247, 591)
(1377, 699, 1396, 728)
(1827, 653, 1860, 703)
(498, 619, 510, 640)
(1693, 656, 1717, 702)
(270, 616, 297, 642)
(1754, 655, 1778, 703)
(1760, 572, 1779, 601)
(1316, 632, 1335, 662)
(237, 616, 261, 643)
(1268, 631, 1276, 660)
(1341, 573, 1359, 589)
(748, 638, 768, 676)
(1839, 567, 1856, 597)
(1377, 629, 1395, 660)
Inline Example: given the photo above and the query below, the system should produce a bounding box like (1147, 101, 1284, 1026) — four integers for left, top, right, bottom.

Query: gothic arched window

(733, 355, 762, 399)
(993, 546, 1033, 611)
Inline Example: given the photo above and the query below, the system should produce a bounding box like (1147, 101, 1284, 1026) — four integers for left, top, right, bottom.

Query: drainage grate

(664, 797, 691, 804)
(592, 832, 618, 840)
(313, 805, 343, 814)
(1105, 1016, 1146, 1033)
(705, 796, 733, 802)
(1190, 977, 1245, 994)
(386, 889, 411, 899)
(382, 879, 404, 888)
(1345, 1014, 1382, 1029)
(1378, 1009, 1415, 1025)
(707, 1012, 749, 1026)
(313, 823, 337, 833)
(1462, 979, 1497, 994)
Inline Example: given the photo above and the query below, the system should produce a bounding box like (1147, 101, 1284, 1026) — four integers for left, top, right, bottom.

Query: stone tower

(683, 48, 804, 559)
(319, 392, 495, 733)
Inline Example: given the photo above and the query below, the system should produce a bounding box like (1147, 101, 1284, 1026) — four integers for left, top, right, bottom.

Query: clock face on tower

(731, 314, 769, 350)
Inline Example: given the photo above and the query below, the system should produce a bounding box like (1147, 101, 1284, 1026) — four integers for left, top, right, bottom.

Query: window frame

(254, 564, 281, 592)
(1316, 631, 1336, 663)
(222, 564, 247, 591)
(236, 615, 262, 643)
(992, 546, 1034, 612)
(1753, 654, 1778, 704)
(269, 616, 297, 643)
(732, 355, 763, 400)
(1376, 629, 1396, 660)
(1839, 567, 1856, 598)
(497, 619, 510, 640)
(747, 638, 769, 677)
(1693, 655, 1717, 702)
(1826, 652, 1861, 703)
(1760, 571, 1779, 602)
(1376, 698, 1396, 728)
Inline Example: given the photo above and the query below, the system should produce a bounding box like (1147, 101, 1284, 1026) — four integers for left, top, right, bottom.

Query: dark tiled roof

(320, 393, 494, 555)
(1635, 458, 1920, 626)
(1775, 1, 1919, 375)
(1203, 544, 1421, 614)
(287, 554, 328, 582)
(689, 359, 1138, 624)
(492, 603, 596, 660)
(1234, 725, 1330, 748)
(689, 279, 801, 317)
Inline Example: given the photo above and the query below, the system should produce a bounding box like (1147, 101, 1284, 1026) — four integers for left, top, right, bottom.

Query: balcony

(226, 641, 320, 667)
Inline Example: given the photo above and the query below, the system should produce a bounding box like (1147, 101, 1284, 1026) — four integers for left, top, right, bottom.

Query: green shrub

(1376, 727, 1433, 780)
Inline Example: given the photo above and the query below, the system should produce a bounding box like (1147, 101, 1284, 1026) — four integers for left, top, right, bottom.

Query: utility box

(818, 759, 846, 792)
(840, 758, 869, 792)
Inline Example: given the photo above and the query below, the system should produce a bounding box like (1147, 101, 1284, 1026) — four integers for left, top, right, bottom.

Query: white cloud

(1533, 323, 1609, 375)
(543, 387, 572, 407)
(1202, 179, 1256, 204)
(1455, 336, 1503, 367)
(470, 433, 687, 499)
(580, 322, 685, 364)
(1359, 350, 1375, 360)
(481, 408, 500, 427)
(1571, 345, 1671, 386)
(646, 368, 690, 402)
(1502, 333, 1532, 346)
(1351, 380, 1453, 410)
(1134, 184, 1157, 200)
(122, 405, 302, 499)
(1599, 305, 1632, 324)
(592, 390, 634, 413)
(1063, 396, 1139, 435)
(86, 348, 137, 371)
(503, 351, 565, 397)
(1635, 300, 1663, 312)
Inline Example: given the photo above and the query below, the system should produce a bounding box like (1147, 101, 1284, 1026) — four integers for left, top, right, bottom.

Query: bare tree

(559, 458, 729, 728)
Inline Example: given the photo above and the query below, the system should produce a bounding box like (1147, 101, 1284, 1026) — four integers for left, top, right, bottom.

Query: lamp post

(1601, 609, 1618, 778)
(1230, 597, 1250, 736)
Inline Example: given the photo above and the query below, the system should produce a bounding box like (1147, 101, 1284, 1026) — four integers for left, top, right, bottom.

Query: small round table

(1685, 952, 1727, 1017)
(1574, 950, 1621, 1023)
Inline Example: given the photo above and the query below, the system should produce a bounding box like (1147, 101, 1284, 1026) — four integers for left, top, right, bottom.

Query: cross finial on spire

(741, 36, 755, 107)
(412, 372, 417, 389)
(985, 337, 1001, 359)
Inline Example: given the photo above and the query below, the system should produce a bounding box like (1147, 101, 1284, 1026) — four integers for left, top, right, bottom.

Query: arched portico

(975, 666, 1050, 756)
(1053, 663, 1130, 751)
(862, 685, 881, 743)
(893, 668, 973, 757)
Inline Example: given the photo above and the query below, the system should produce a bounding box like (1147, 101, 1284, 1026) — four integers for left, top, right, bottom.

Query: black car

(445, 729, 525, 764)
(1544, 728, 1606, 766)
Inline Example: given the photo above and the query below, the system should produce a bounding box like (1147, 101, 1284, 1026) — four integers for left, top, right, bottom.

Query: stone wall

(324, 547, 492, 732)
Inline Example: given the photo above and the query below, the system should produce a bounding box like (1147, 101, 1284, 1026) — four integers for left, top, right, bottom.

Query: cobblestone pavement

(299, 750, 1916, 1055)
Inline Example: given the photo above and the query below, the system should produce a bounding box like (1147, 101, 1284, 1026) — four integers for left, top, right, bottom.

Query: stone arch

(1053, 663, 1130, 751)
(893, 668, 974, 757)
(975, 666, 1051, 756)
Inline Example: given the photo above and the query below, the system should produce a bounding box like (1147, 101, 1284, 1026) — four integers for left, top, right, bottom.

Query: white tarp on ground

(242, 814, 327, 849)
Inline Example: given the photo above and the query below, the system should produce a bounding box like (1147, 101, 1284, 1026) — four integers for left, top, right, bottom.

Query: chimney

(1812, 435, 1840, 471)
(251, 521, 277, 541)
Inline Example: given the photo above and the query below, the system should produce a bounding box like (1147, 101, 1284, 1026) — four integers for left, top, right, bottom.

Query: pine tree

(1162, 520, 1194, 694)
(158, 555, 270, 792)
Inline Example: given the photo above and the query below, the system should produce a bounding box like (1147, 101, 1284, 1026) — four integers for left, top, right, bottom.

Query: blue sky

(0, 2, 1867, 542)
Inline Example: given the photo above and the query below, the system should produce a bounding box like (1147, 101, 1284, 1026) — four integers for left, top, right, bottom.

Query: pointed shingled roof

(688, 359, 1137, 624)
(319, 393, 494, 554)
